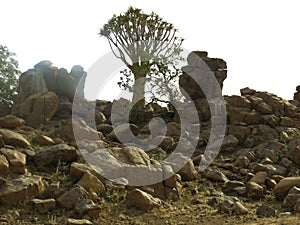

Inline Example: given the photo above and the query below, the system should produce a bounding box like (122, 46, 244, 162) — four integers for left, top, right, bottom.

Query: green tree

(100, 6, 183, 110)
(0, 45, 20, 106)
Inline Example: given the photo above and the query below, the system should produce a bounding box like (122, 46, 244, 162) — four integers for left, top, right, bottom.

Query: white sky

(1, 0, 300, 100)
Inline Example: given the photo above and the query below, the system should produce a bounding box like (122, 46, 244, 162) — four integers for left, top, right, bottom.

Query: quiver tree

(100, 6, 183, 110)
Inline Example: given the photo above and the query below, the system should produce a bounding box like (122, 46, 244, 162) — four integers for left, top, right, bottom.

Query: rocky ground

(1, 54, 300, 224)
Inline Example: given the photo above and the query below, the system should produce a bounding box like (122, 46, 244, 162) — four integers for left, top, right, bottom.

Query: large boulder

(179, 51, 227, 100)
(12, 92, 59, 127)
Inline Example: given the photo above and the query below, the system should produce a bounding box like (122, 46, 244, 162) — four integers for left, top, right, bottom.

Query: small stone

(204, 170, 229, 183)
(56, 186, 88, 209)
(75, 199, 101, 217)
(256, 205, 277, 217)
(0, 155, 9, 177)
(77, 171, 105, 194)
(127, 189, 161, 211)
(34, 135, 55, 146)
(294, 199, 300, 213)
(233, 201, 249, 215)
(246, 182, 264, 200)
(67, 218, 93, 225)
(240, 87, 256, 96)
(249, 171, 268, 185)
(283, 194, 300, 208)
(31, 198, 56, 214)
(266, 178, 277, 190)
(0, 148, 27, 174)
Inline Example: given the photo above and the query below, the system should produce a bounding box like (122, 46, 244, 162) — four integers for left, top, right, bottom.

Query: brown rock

(56, 186, 88, 209)
(256, 205, 277, 217)
(246, 182, 264, 200)
(127, 189, 161, 211)
(240, 87, 256, 96)
(0, 115, 25, 128)
(0, 155, 9, 177)
(0, 135, 4, 147)
(74, 199, 101, 217)
(250, 171, 268, 185)
(70, 162, 97, 181)
(288, 146, 300, 165)
(67, 219, 93, 225)
(283, 194, 300, 208)
(34, 144, 78, 168)
(0, 129, 30, 148)
(273, 177, 300, 200)
(34, 135, 55, 146)
(0, 175, 44, 205)
(0, 148, 26, 174)
(77, 171, 105, 194)
(31, 198, 56, 214)
(204, 170, 229, 183)
(294, 199, 300, 213)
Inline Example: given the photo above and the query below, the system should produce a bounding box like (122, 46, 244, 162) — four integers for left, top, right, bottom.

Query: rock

(281, 117, 295, 127)
(96, 124, 113, 135)
(0, 175, 44, 205)
(34, 144, 78, 168)
(294, 199, 300, 213)
(0, 115, 25, 128)
(256, 205, 277, 217)
(0, 135, 4, 147)
(273, 177, 300, 200)
(221, 135, 239, 150)
(34, 60, 53, 69)
(224, 181, 245, 194)
(110, 146, 151, 166)
(266, 178, 277, 190)
(33, 135, 55, 146)
(240, 87, 256, 96)
(282, 194, 300, 208)
(226, 95, 251, 108)
(74, 199, 101, 217)
(16, 69, 48, 100)
(77, 171, 105, 194)
(169, 153, 198, 181)
(127, 189, 161, 211)
(56, 70, 77, 100)
(233, 201, 249, 215)
(56, 186, 88, 209)
(31, 92, 59, 121)
(70, 162, 98, 181)
(204, 170, 229, 183)
(217, 198, 234, 214)
(288, 146, 300, 165)
(0, 155, 9, 177)
(0, 129, 30, 148)
(246, 182, 264, 200)
(67, 219, 93, 225)
(249, 171, 268, 185)
(0, 148, 26, 174)
(31, 198, 56, 214)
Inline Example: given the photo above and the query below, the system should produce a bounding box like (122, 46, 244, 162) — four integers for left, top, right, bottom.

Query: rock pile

(0, 52, 300, 223)
(11, 61, 87, 127)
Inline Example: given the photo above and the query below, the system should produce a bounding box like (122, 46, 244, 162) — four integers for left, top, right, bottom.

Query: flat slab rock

(0, 175, 44, 205)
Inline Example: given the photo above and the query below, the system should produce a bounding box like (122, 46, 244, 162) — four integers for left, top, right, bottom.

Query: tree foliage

(0, 45, 20, 106)
(100, 7, 183, 108)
